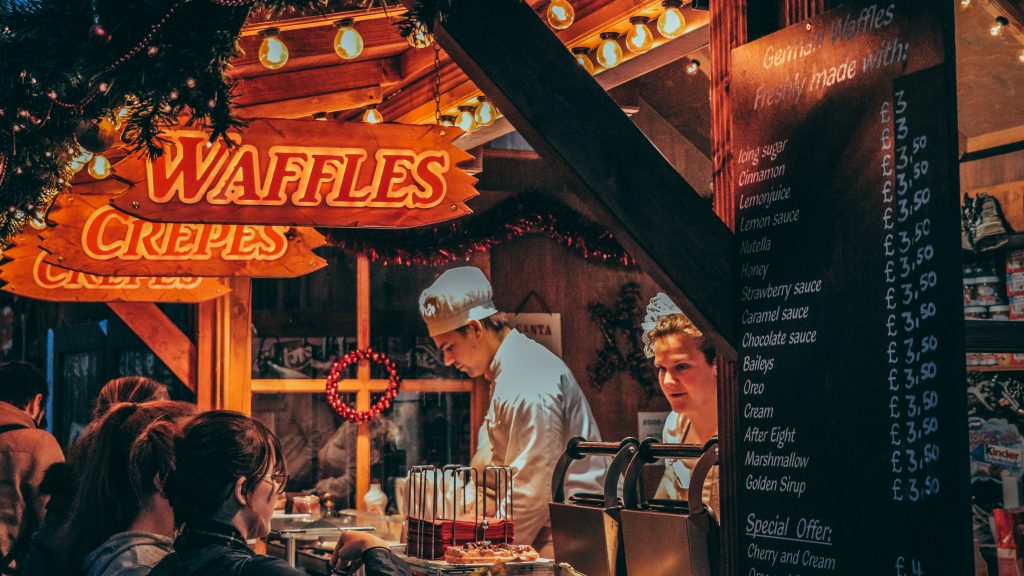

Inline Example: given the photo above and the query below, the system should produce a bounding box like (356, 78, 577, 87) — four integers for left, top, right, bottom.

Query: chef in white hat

(419, 266, 606, 557)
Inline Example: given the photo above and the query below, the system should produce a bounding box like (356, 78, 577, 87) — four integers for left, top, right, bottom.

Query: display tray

(395, 548, 584, 575)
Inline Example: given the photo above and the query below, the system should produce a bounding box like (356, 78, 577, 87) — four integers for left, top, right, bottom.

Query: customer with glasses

(149, 410, 409, 576)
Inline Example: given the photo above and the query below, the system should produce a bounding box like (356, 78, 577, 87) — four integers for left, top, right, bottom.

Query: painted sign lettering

(105, 119, 478, 228)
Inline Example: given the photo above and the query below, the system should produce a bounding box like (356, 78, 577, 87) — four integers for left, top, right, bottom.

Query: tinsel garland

(322, 195, 636, 268)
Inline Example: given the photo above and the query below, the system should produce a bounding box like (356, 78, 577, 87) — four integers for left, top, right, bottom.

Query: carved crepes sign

(106, 119, 478, 228)
(0, 242, 229, 303)
(40, 193, 327, 277)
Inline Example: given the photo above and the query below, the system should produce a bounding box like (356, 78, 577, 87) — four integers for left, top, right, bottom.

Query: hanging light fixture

(87, 155, 111, 179)
(28, 210, 47, 230)
(455, 106, 477, 132)
(626, 16, 654, 53)
(407, 20, 434, 48)
(991, 16, 1009, 36)
(596, 32, 623, 69)
(546, 0, 575, 30)
(69, 146, 93, 173)
(686, 59, 701, 75)
(474, 96, 497, 127)
(571, 46, 595, 75)
(334, 18, 364, 60)
(312, 112, 328, 121)
(439, 115, 456, 127)
(361, 105, 383, 124)
(657, 0, 687, 39)
(258, 28, 289, 70)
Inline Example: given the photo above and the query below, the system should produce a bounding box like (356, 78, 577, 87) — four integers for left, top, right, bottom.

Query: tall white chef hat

(419, 266, 499, 337)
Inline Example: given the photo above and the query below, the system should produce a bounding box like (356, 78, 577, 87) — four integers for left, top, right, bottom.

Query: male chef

(418, 267, 606, 557)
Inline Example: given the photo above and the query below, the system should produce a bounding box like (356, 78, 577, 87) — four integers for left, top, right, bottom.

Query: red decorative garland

(324, 348, 401, 423)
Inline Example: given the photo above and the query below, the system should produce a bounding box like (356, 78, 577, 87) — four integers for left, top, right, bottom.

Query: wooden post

(195, 277, 253, 413)
(710, 3, 752, 575)
(356, 254, 371, 510)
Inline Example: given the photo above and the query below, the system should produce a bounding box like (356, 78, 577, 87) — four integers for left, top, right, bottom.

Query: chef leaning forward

(418, 267, 606, 557)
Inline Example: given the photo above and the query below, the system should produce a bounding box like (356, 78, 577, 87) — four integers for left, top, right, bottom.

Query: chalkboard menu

(731, 1, 970, 574)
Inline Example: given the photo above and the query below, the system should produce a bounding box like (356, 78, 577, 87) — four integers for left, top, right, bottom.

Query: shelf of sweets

(966, 320, 1024, 353)
(968, 365, 1024, 373)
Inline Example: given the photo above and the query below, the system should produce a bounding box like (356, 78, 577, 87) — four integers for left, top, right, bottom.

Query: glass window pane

(252, 391, 471, 512)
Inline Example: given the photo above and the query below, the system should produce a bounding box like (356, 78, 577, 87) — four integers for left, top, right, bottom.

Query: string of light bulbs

(266, 0, 697, 134)
(960, 0, 1024, 64)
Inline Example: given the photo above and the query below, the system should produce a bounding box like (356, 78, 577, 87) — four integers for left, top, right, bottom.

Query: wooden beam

(429, 0, 737, 354)
(235, 59, 398, 105)
(108, 303, 196, 392)
(240, 6, 408, 37)
(962, 125, 1024, 161)
(251, 378, 473, 394)
(236, 85, 382, 118)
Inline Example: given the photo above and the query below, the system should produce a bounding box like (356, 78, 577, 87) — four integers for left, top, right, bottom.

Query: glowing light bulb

(596, 33, 623, 69)
(1018, 49, 1024, 64)
(571, 47, 595, 75)
(87, 154, 111, 179)
(657, 0, 686, 39)
(991, 16, 1009, 36)
(407, 21, 434, 48)
(960, 0, 972, 8)
(28, 211, 46, 230)
(69, 146, 93, 173)
(362, 105, 383, 124)
(474, 96, 497, 127)
(686, 59, 701, 75)
(258, 28, 289, 70)
(546, 0, 575, 30)
(334, 19, 364, 60)
(626, 16, 654, 54)
(439, 115, 456, 127)
(456, 106, 476, 132)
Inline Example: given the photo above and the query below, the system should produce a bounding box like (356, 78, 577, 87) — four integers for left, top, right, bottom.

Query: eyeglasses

(261, 472, 289, 495)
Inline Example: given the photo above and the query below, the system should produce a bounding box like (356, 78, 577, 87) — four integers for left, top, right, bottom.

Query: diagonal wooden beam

(455, 23, 710, 149)
(108, 303, 197, 391)
(428, 0, 737, 354)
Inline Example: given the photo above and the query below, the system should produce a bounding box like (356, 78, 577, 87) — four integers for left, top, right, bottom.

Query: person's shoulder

(0, 427, 64, 460)
(241, 554, 307, 576)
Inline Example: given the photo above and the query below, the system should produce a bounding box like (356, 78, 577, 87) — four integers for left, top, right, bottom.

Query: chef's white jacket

(476, 329, 607, 548)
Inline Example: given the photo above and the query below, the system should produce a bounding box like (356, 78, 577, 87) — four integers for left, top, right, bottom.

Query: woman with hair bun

(150, 410, 409, 576)
(61, 400, 197, 576)
(93, 376, 170, 421)
(642, 293, 720, 515)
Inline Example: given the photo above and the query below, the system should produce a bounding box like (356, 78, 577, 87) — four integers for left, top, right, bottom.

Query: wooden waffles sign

(0, 242, 229, 303)
(107, 119, 478, 228)
(40, 193, 327, 278)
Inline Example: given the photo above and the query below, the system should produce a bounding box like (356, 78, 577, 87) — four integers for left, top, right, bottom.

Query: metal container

(549, 437, 638, 576)
(619, 437, 719, 576)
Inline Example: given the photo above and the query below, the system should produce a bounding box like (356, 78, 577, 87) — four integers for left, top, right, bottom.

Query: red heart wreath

(324, 348, 401, 423)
